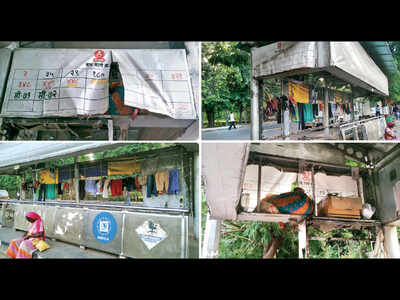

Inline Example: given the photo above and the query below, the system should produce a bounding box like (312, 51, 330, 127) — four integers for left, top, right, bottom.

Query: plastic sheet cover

(0, 49, 11, 103)
(330, 42, 389, 96)
(252, 42, 389, 96)
(1, 48, 111, 117)
(202, 143, 249, 220)
(252, 42, 317, 79)
(111, 49, 197, 120)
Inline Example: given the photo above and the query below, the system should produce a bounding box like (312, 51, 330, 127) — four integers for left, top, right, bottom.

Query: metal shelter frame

(249, 41, 398, 141)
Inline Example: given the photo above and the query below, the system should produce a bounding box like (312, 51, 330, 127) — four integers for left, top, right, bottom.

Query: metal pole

(193, 150, 200, 241)
(298, 220, 307, 258)
(258, 80, 264, 140)
(256, 159, 262, 212)
(383, 225, 400, 258)
(74, 156, 80, 203)
(201, 212, 222, 258)
(311, 164, 317, 216)
(250, 48, 260, 140)
(324, 82, 330, 138)
(108, 119, 113, 141)
(350, 84, 355, 123)
(281, 80, 290, 139)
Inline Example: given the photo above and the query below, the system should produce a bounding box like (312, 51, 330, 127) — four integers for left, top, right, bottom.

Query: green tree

(202, 42, 251, 127)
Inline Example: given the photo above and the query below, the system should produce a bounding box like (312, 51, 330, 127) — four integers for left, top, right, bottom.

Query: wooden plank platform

(236, 212, 306, 223)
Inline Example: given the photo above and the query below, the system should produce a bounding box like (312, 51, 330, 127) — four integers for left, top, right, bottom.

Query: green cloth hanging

(303, 103, 314, 122)
(35, 187, 40, 199)
(45, 184, 57, 200)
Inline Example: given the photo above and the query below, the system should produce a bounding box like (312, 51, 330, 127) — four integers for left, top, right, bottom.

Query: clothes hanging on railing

(85, 180, 98, 196)
(102, 179, 111, 198)
(303, 103, 314, 122)
(297, 103, 305, 130)
(288, 82, 309, 104)
(155, 171, 169, 194)
(38, 184, 46, 201)
(79, 180, 85, 200)
(271, 97, 279, 111)
(312, 104, 319, 118)
(46, 184, 57, 200)
(168, 169, 180, 194)
(111, 179, 123, 197)
(146, 175, 158, 197)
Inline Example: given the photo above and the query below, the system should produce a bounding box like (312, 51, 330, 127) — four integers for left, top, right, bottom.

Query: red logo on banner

(93, 50, 105, 62)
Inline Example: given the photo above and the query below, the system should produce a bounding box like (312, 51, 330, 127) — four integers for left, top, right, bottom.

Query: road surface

(202, 122, 297, 140)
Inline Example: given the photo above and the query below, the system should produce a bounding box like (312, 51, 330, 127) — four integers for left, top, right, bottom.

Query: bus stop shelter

(202, 142, 400, 258)
(249, 41, 398, 140)
(0, 142, 200, 258)
(0, 41, 199, 141)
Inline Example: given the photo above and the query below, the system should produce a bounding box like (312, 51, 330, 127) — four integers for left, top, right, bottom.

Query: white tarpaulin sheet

(242, 165, 297, 211)
(242, 165, 359, 212)
(0, 142, 120, 171)
(252, 42, 317, 78)
(0, 49, 11, 102)
(202, 143, 249, 220)
(1, 48, 197, 120)
(330, 42, 389, 96)
(112, 49, 197, 119)
(252, 42, 389, 96)
(1, 48, 111, 117)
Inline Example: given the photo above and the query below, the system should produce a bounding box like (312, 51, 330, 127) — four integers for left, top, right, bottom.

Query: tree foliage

(387, 42, 400, 103)
(202, 42, 250, 127)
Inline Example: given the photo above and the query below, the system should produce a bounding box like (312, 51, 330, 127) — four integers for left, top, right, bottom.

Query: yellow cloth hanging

(288, 82, 309, 104)
(334, 92, 343, 103)
(108, 159, 141, 176)
(40, 169, 58, 184)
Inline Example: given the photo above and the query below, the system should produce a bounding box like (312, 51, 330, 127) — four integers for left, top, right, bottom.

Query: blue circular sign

(92, 212, 117, 243)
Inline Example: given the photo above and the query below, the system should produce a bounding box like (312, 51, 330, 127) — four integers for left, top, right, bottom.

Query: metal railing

(0, 199, 190, 215)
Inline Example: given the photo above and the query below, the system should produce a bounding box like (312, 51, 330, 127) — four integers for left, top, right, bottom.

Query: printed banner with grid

(1, 48, 111, 117)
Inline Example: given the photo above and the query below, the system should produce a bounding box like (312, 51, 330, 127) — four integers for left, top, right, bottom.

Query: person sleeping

(258, 187, 314, 216)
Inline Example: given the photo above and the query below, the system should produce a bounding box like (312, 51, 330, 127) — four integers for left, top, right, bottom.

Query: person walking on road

(376, 104, 381, 117)
(228, 112, 237, 130)
(394, 105, 399, 120)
